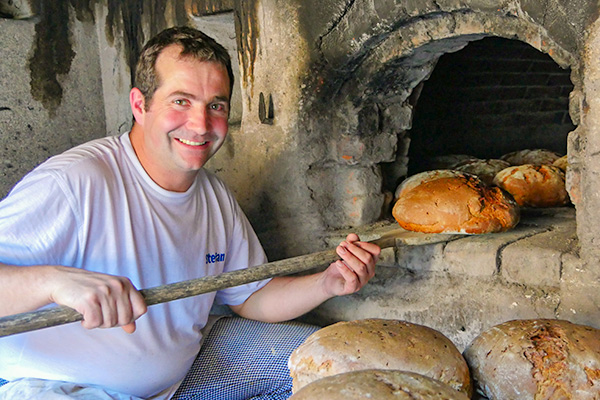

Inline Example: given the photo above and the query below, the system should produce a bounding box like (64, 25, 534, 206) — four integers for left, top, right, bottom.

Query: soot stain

(28, 0, 172, 116)
(233, 1, 259, 92)
(29, 2, 76, 116)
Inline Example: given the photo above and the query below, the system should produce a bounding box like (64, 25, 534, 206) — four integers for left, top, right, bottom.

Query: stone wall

(0, 8, 106, 198)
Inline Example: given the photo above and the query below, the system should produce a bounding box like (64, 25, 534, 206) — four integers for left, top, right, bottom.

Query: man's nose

(186, 107, 210, 132)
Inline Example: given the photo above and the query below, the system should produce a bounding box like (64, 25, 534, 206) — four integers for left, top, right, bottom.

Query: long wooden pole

(0, 230, 459, 338)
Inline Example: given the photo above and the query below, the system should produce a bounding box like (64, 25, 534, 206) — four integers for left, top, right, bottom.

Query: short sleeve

(0, 170, 80, 267)
(213, 198, 270, 306)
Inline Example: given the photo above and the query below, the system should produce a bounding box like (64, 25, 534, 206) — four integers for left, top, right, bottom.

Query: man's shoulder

(17, 135, 126, 194)
(30, 135, 125, 180)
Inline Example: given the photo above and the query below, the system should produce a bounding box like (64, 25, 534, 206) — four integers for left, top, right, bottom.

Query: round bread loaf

(463, 319, 600, 400)
(394, 170, 465, 200)
(289, 369, 470, 400)
(493, 164, 568, 207)
(392, 170, 519, 234)
(500, 149, 561, 166)
(453, 159, 511, 186)
(288, 319, 472, 396)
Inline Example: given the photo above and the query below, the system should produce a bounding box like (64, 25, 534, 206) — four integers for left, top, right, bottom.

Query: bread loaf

(392, 170, 519, 234)
(500, 149, 562, 166)
(288, 319, 472, 396)
(493, 164, 569, 207)
(463, 319, 600, 400)
(453, 159, 511, 186)
(289, 369, 470, 400)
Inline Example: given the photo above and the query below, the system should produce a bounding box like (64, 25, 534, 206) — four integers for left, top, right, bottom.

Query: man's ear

(130, 88, 146, 125)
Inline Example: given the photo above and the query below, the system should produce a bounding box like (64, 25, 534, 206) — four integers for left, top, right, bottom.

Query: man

(0, 26, 380, 399)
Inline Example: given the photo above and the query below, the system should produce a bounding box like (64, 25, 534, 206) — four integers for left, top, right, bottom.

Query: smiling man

(129, 43, 232, 192)
(0, 27, 380, 399)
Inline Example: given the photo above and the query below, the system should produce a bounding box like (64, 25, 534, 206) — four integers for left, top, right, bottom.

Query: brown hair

(134, 26, 234, 110)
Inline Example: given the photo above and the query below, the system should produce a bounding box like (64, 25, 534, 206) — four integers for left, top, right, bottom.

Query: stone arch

(329, 11, 576, 131)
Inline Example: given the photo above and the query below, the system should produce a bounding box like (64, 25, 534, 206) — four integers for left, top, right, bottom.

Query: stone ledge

(327, 207, 578, 283)
(501, 218, 577, 287)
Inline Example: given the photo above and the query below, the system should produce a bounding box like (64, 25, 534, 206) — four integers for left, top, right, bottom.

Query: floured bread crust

(289, 369, 470, 400)
(493, 164, 569, 207)
(501, 149, 562, 166)
(463, 319, 600, 400)
(392, 170, 519, 234)
(288, 319, 471, 396)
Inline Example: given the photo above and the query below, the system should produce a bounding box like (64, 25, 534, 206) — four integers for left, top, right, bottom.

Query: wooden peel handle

(0, 236, 390, 338)
(0, 231, 457, 338)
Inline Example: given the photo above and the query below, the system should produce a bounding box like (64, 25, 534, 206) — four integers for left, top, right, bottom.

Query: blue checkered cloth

(0, 317, 320, 399)
(171, 317, 320, 399)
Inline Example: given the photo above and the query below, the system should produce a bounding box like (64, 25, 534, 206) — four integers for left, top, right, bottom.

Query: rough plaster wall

(0, 9, 105, 199)
(571, 16, 600, 263)
(95, 3, 135, 137)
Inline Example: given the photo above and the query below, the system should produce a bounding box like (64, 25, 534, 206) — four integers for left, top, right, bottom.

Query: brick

(376, 247, 397, 267)
(396, 242, 446, 272)
(443, 225, 549, 277)
(501, 220, 577, 287)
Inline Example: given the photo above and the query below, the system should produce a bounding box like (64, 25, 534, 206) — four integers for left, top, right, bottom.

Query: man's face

(132, 45, 231, 190)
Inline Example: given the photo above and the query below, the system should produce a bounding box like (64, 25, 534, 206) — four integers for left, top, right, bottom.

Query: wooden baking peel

(0, 228, 460, 338)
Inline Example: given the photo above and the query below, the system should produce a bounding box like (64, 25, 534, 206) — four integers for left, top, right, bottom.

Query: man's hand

(320, 233, 381, 297)
(229, 233, 380, 323)
(48, 266, 147, 333)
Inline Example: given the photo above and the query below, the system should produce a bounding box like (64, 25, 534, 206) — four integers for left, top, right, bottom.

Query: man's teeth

(179, 138, 207, 146)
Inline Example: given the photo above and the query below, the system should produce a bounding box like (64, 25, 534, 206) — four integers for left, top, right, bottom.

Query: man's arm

(229, 234, 380, 322)
(0, 264, 147, 333)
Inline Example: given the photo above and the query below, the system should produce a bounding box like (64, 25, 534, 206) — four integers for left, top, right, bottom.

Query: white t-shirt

(0, 133, 269, 398)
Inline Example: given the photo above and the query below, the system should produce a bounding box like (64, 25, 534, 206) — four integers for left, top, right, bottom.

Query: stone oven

(2, 0, 600, 352)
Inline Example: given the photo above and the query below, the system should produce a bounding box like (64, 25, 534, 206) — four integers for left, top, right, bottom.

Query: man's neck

(128, 124, 197, 192)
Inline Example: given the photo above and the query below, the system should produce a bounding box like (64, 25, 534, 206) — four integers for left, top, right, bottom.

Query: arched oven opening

(406, 37, 574, 178)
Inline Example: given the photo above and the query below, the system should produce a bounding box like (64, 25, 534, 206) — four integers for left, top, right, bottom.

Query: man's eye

(174, 99, 189, 106)
(210, 103, 226, 111)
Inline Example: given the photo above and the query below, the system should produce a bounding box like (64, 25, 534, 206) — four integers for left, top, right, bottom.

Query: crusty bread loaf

(493, 164, 569, 207)
(394, 170, 465, 200)
(288, 319, 472, 396)
(289, 369, 470, 400)
(453, 159, 511, 186)
(500, 149, 562, 166)
(392, 170, 519, 234)
(463, 319, 600, 400)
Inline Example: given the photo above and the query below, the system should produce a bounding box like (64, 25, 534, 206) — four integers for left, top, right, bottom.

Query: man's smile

(177, 138, 208, 146)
